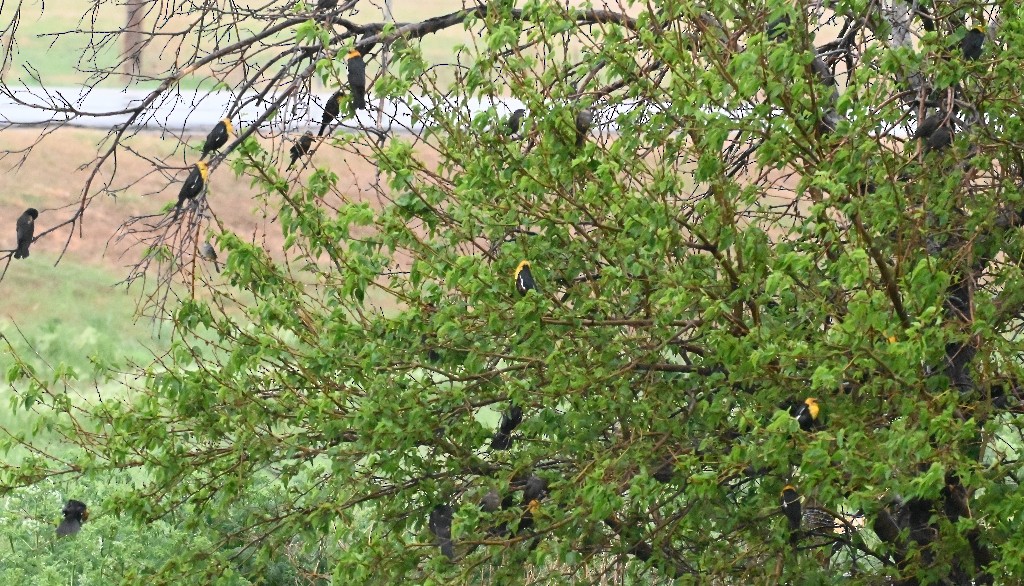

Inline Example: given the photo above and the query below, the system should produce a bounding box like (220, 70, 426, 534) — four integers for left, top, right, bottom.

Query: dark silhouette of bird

(514, 260, 535, 296)
(199, 241, 221, 272)
(924, 126, 953, 153)
(13, 208, 38, 259)
(781, 485, 801, 542)
(507, 109, 526, 135)
(789, 397, 821, 431)
(318, 91, 345, 137)
(428, 504, 455, 560)
(913, 110, 946, 140)
(289, 132, 315, 168)
(56, 499, 88, 537)
(346, 50, 366, 111)
(200, 118, 234, 159)
(173, 162, 209, 220)
(766, 14, 791, 41)
(575, 108, 593, 148)
(316, 0, 338, 9)
(961, 26, 985, 61)
(490, 404, 523, 450)
(517, 476, 547, 534)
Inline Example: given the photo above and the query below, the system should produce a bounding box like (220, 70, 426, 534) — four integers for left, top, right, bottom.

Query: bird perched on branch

(56, 499, 89, 537)
(789, 397, 821, 431)
(200, 118, 234, 159)
(199, 241, 221, 273)
(913, 110, 947, 140)
(490, 403, 523, 450)
(514, 260, 536, 296)
(961, 25, 986, 61)
(507, 109, 526, 136)
(780, 485, 801, 543)
(428, 504, 455, 560)
(289, 131, 315, 168)
(924, 126, 953, 153)
(173, 162, 209, 220)
(517, 476, 548, 534)
(13, 208, 38, 259)
(346, 49, 366, 111)
(318, 91, 345, 137)
(575, 108, 593, 148)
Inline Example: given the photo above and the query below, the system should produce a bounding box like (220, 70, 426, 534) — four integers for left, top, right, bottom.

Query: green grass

(2, 0, 476, 89)
(0, 253, 165, 374)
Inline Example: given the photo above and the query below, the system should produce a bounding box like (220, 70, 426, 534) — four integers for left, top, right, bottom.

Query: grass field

(1, 0, 485, 88)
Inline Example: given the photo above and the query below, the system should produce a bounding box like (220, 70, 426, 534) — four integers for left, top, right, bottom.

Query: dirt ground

(0, 126, 441, 273)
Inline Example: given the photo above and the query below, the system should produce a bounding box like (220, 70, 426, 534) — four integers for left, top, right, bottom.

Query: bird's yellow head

(196, 161, 210, 181)
(81, 508, 89, 522)
(514, 259, 532, 278)
(782, 485, 797, 496)
(805, 398, 820, 420)
(973, 25, 987, 34)
(527, 499, 540, 514)
(222, 118, 235, 135)
(346, 49, 361, 60)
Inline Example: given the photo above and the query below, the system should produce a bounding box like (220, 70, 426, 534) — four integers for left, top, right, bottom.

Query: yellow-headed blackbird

(575, 108, 593, 148)
(199, 241, 221, 273)
(428, 504, 455, 560)
(13, 208, 38, 259)
(790, 397, 821, 431)
(518, 476, 547, 534)
(289, 131, 315, 168)
(174, 162, 209, 219)
(514, 260, 535, 296)
(507, 109, 526, 135)
(781, 485, 801, 534)
(346, 50, 366, 111)
(200, 118, 234, 159)
(961, 26, 985, 61)
(924, 126, 953, 153)
(318, 91, 345, 137)
(56, 499, 88, 537)
(317, 0, 338, 9)
(490, 403, 523, 450)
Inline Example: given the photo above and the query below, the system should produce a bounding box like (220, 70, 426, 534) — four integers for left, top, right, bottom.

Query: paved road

(0, 86, 528, 134)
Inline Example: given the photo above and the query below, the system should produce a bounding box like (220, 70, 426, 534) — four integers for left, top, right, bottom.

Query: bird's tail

(352, 91, 366, 111)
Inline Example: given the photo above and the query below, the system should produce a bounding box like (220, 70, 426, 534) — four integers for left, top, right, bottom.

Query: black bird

(316, 0, 338, 9)
(200, 118, 234, 159)
(13, 208, 38, 259)
(346, 49, 366, 111)
(428, 504, 455, 560)
(514, 260, 535, 296)
(766, 14, 791, 41)
(924, 126, 953, 153)
(961, 26, 986, 61)
(199, 241, 221, 273)
(789, 397, 821, 431)
(318, 91, 345, 137)
(518, 476, 548, 534)
(56, 499, 88, 537)
(289, 131, 315, 168)
(575, 108, 593, 148)
(781, 485, 801, 542)
(490, 404, 523, 450)
(173, 162, 209, 220)
(913, 110, 946, 140)
(507, 109, 526, 135)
